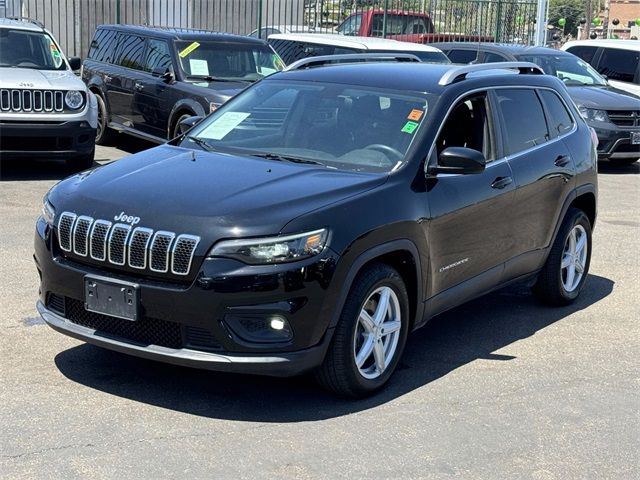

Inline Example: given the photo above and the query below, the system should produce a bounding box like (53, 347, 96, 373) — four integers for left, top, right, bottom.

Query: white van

(562, 40, 640, 96)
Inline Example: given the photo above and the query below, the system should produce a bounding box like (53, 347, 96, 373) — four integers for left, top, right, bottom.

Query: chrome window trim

(171, 234, 201, 276)
(89, 219, 112, 261)
(149, 231, 175, 273)
(57, 212, 77, 252)
(72, 215, 94, 257)
(426, 85, 579, 176)
(107, 223, 132, 266)
(127, 227, 154, 270)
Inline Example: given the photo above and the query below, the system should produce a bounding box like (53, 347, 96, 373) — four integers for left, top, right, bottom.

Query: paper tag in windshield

(200, 112, 250, 140)
(189, 59, 209, 76)
(179, 41, 200, 58)
(401, 121, 419, 134)
(408, 109, 424, 121)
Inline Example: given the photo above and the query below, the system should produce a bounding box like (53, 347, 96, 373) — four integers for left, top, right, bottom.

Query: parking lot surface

(1, 139, 638, 479)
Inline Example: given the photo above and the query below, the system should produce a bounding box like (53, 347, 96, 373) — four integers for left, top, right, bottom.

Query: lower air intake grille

(47, 293, 66, 315)
(65, 298, 182, 349)
(185, 326, 223, 351)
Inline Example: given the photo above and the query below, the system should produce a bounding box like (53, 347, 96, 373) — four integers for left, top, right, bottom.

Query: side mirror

(152, 67, 174, 83)
(68, 57, 82, 71)
(179, 115, 203, 135)
(429, 147, 486, 175)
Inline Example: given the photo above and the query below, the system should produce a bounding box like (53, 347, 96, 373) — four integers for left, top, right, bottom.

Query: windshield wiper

(250, 153, 325, 166)
(186, 136, 215, 151)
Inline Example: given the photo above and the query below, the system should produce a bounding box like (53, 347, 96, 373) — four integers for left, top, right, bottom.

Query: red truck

(336, 9, 492, 43)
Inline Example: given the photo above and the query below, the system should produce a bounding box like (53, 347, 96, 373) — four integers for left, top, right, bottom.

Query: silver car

(0, 17, 97, 170)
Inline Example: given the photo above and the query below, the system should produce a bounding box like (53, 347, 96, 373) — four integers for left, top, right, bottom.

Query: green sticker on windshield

(50, 43, 63, 68)
(401, 121, 419, 134)
(179, 41, 200, 58)
(273, 54, 286, 71)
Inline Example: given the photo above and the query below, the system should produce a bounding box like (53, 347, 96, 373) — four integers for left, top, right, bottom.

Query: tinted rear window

(565, 45, 598, 64)
(446, 49, 478, 64)
(597, 48, 639, 83)
(88, 28, 118, 63)
(496, 89, 549, 156)
(539, 89, 574, 136)
(115, 34, 145, 70)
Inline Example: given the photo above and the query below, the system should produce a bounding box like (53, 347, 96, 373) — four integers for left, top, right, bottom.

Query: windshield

(175, 40, 284, 82)
(185, 80, 433, 173)
(0, 28, 66, 70)
(518, 54, 607, 86)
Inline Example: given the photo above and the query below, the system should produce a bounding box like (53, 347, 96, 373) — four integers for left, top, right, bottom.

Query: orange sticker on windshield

(408, 109, 424, 121)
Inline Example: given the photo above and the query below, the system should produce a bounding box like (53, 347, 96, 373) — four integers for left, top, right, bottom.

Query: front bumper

(0, 119, 96, 159)
(34, 218, 340, 376)
(590, 122, 640, 160)
(37, 301, 327, 376)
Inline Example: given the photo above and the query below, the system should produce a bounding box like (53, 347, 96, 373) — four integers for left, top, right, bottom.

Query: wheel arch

(168, 99, 206, 139)
(329, 240, 424, 332)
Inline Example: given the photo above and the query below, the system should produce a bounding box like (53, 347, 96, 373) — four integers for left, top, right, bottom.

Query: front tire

(533, 208, 592, 306)
(315, 263, 410, 397)
(95, 94, 115, 145)
(172, 113, 193, 139)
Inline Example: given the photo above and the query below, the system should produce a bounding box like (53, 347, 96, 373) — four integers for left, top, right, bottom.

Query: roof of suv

(97, 24, 268, 45)
(0, 17, 46, 32)
(431, 42, 574, 57)
(270, 61, 551, 93)
(269, 33, 443, 52)
(562, 39, 640, 53)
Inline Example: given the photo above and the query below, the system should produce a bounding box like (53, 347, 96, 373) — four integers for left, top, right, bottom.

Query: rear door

(494, 87, 576, 278)
(108, 33, 147, 127)
(427, 91, 516, 297)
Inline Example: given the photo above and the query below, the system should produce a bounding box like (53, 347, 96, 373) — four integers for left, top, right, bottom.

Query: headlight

(42, 196, 55, 225)
(209, 229, 328, 264)
(578, 107, 609, 123)
(65, 90, 84, 110)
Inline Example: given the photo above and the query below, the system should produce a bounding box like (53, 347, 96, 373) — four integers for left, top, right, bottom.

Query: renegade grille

(0, 89, 64, 112)
(57, 212, 200, 275)
(607, 110, 640, 128)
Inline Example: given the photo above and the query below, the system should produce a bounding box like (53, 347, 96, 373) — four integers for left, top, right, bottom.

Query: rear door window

(115, 34, 146, 70)
(538, 89, 574, 136)
(88, 28, 118, 63)
(597, 48, 639, 83)
(484, 52, 509, 63)
(446, 49, 478, 64)
(496, 88, 549, 156)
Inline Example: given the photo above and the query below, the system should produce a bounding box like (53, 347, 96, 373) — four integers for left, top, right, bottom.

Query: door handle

(554, 155, 571, 167)
(134, 82, 144, 91)
(491, 176, 513, 190)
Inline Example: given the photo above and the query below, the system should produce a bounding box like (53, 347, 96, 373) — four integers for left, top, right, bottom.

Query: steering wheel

(363, 144, 404, 161)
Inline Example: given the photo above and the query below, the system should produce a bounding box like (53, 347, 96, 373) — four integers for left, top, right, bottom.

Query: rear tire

(533, 208, 592, 306)
(315, 263, 409, 397)
(66, 148, 95, 172)
(95, 94, 115, 146)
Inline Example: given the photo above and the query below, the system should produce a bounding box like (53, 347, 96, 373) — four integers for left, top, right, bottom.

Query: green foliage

(548, 0, 585, 36)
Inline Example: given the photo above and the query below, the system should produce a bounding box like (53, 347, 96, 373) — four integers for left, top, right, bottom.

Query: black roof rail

(438, 62, 544, 86)
(285, 53, 422, 71)
(4, 16, 45, 29)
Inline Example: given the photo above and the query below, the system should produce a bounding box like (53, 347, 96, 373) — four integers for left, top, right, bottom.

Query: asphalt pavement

(1, 138, 638, 479)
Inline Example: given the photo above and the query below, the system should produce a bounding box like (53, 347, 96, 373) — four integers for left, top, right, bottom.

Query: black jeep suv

(82, 25, 284, 144)
(36, 57, 598, 397)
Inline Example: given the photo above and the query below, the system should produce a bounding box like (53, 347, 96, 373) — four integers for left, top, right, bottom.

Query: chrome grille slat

(72, 216, 93, 257)
(128, 227, 153, 269)
(90, 220, 112, 261)
(108, 223, 132, 266)
(57, 212, 77, 252)
(172, 235, 200, 276)
(607, 110, 640, 128)
(149, 231, 175, 273)
(57, 211, 200, 276)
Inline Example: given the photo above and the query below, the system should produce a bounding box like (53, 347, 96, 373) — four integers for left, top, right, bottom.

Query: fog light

(224, 313, 293, 344)
(270, 316, 286, 330)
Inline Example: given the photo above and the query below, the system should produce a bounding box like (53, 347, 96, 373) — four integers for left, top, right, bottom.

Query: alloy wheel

(561, 224, 588, 292)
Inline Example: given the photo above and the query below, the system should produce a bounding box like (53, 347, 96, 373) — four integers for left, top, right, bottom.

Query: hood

(567, 84, 640, 110)
(50, 145, 386, 243)
(0, 68, 86, 90)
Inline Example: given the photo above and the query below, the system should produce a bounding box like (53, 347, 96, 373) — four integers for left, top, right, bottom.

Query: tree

(548, 0, 585, 37)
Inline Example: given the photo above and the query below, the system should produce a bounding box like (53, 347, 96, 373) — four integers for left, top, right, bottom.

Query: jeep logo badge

(114, 211, 141, 226)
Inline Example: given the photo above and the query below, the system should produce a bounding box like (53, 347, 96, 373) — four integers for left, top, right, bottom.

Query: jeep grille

(57, 212, 200, 276)
(0, 89, 64, 112)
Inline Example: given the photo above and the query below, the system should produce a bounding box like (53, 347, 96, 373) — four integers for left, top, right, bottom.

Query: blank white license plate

(631, 132, 640, 145)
